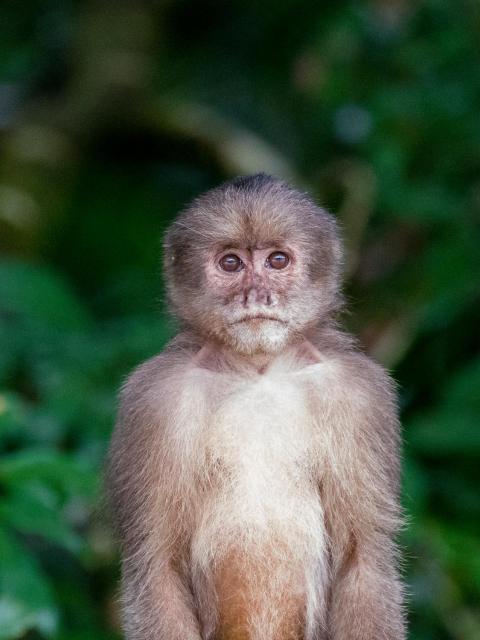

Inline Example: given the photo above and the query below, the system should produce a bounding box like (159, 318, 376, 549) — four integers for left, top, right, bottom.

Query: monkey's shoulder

(304, 349, 399, 419)
(117, 345, 199, 417)
(303, 328, 397, 401)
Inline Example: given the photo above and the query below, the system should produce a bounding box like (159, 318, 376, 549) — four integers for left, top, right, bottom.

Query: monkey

(106, 174, 405, 640)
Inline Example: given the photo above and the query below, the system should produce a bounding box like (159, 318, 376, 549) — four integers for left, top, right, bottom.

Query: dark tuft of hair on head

(225, 173, 279, 192)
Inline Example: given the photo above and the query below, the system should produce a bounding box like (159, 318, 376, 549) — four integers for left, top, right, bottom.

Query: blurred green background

(0, 1, 479, 638)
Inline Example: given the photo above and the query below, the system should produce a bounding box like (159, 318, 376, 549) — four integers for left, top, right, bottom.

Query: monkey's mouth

(232, 315, 286, 325)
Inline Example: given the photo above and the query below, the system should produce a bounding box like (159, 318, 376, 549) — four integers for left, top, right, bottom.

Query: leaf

(0, 261, 91, 332)
(0, 449, 97, 498)
(0, 487, 83, 554)
(0, 393, 30, 444)
(407, 360, 480, 455)
(407, 410, 480, 455)
(0, 526, 58, 638)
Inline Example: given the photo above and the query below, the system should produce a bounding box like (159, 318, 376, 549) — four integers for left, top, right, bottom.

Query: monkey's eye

(219, 254, 244, 272)
(266, 252, 290, 270)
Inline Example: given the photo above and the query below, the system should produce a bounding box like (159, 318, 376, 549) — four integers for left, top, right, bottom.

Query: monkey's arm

(120, 559, 202, 640)
(107, 354, 203, 640)
(319, 355, 405, 640)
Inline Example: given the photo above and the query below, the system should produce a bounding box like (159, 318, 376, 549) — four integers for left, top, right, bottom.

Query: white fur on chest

(206, 372, 313, 498)
(187, 363, 326, 561)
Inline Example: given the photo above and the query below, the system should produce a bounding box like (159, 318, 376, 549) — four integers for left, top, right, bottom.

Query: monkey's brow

(217, 242, 286, 252)
(251, 240, 286, 250)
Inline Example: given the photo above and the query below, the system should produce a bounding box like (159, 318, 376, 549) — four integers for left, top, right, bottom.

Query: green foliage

(0, 1, 479, 638)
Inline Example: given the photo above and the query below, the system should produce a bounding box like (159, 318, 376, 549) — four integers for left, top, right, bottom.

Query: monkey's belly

(192, 489, 326, 640)
(214, 548, 306, 640)
(191, 486, 326, 640)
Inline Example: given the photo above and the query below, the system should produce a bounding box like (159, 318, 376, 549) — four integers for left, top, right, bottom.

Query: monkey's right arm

(106, 354, 203, 640)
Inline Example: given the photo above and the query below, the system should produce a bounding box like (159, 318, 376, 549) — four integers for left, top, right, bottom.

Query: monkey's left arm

(320, 354, 406, 640)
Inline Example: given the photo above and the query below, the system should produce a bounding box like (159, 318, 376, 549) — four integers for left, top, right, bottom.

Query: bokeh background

(0, 1, 479, 638)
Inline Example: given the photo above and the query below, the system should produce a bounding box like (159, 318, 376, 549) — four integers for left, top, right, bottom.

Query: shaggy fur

(107, 174, 405, 640)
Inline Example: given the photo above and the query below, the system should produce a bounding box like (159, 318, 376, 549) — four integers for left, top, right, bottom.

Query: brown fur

(107, 174, 405, 640)
(215, 549, 305, 640)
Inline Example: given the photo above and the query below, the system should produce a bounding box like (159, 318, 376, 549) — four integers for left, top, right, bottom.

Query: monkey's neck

(238, 351, 275, 375)
(192, 338, 322, 375)
(192, 342, 272, 374)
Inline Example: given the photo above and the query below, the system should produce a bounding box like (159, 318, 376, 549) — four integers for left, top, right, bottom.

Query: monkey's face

(202, 243, 320, 354)
(164, 175, 343, 355)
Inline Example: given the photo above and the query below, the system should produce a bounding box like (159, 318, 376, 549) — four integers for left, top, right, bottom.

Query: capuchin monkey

(107, 174, 405, 640)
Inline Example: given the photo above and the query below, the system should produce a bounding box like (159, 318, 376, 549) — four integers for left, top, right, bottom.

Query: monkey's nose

(242, 287, 272, 306)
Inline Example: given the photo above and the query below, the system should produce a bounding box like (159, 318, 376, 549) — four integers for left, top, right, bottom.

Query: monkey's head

(164, 174, 343, 355)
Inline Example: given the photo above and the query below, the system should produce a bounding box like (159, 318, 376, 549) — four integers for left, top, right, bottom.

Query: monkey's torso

(184, 355, 329, 639)
(110, 336, 401, 640)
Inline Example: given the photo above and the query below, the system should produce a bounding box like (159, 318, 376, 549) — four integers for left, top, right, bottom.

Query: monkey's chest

(196, 375, 322, 535)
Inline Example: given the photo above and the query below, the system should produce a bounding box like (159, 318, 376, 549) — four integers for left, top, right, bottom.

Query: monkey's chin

(224, 320, 291, 355)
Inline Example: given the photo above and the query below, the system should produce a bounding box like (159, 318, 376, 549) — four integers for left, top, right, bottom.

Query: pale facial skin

(212, 246, 292, 352)
(202, 243, 324, 361)
(195, 244, 322, 373)
(107, 175, 405, 640)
